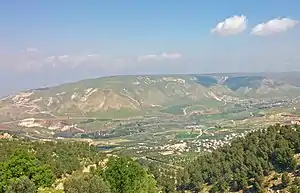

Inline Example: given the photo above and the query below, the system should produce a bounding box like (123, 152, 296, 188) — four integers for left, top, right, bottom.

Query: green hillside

(1, 73, 300, 120)
(1, 72, 300, 139)
(1, 124, 300, 193)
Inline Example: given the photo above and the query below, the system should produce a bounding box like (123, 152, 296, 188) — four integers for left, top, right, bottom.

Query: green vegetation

(175, 132, 199, 139)
(223, 76, 264, 91)
(0, 150, 54, 192)
(1, 124, 300, 192)
(88, 108, 143, 119)
(194, 76, 218, 87)
(176, 124, 300, 192)
(3, 73, 300, 124)
(64, 173, 111, 193)
(103, 156, 158, 193)
(161, 104, 188, 115)
(0, 139, 104, 192)
(0, 139, 158, 193)
(4, 73, 300, 193)
(0, 140, 103, 178)
(5, 176, 36, 193)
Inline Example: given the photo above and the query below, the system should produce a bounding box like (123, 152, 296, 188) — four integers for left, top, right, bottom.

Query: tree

(252, 182, 263, 193)
(5, 149, 54, 188)
(210, 180, 228, 193)
(293, 177, 300, 186)
(0, 162, 10, 192)
(158, 174, 176, 193)
(64, 173, 110, 193)
(281, 172, 291, 188)
(30, 165, 55, 188)
(254, 175, 264, 186)
(148, 163, 160, 180)
(290, 185, 300, 193)
(5, 176, 36, 193)
(104, 156, 158, 193)
(176, 169, 190, 185)
(182, 124, 300, 191)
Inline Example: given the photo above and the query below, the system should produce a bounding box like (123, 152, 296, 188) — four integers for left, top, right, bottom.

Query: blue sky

(0, 0, 300, 95)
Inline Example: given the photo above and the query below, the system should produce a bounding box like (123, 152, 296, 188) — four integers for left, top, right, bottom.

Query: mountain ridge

(1, 73, 300, 115)
(1, 72, 300, 137)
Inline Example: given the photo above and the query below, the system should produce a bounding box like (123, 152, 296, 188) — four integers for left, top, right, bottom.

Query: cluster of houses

(0, 132, 12, 139)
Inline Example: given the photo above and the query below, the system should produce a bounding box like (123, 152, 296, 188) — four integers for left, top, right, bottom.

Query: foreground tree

(5, 176, 36, 193)
(104, 156, 158, 193)
(281, 172, 291, 188)
(2, 149, 54, 189)
(64, 173, 110, 193)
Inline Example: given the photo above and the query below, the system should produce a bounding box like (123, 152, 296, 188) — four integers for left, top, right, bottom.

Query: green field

(175, 132, 199, 139)
(160, 104, 188, 115)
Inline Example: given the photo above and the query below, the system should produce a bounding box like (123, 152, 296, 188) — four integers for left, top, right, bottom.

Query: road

(182, 107, 187, 116)
(0, 116, 98, 125)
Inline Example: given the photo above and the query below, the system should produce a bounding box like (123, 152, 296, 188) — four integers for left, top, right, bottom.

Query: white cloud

(137, 52, 183, 62)
(87, 54, 100, 57)
(137, 54, 159, 61)
(58, 55, 69, 62)
(1, 49, 182, 72)
(44, 54, 101, 68)
(46, 55, 94, 64)
(45, 56, 56, 63)
(251, 18, 299, 36)
(211, 15, 247, 36)
(26, 48, 39, 53)
(161, 52, 182, 59)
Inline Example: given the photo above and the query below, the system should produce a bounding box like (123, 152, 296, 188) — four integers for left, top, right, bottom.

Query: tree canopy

(0, 150, 54, 192)
(64, 173, 111, 193)
(174, 124, 300, 192)
(1, 124, 300, 193)
(103, 156, 158, 193)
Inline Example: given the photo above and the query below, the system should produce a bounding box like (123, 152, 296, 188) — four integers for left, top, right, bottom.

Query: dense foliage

(175, 124, 300, 192)
(103, 156, 157, 193)
(0, 140, 102, 178)
(1, 124, 300, 192)
(0, 139, 158, 193)
(0, 139, 103, 192)
(5, 176, 36, 193)
(223, 76, 264, 91)
(0, 150, 54, 192)
(64, 172, 111, 193)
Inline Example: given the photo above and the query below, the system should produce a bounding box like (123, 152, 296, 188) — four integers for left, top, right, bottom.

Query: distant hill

(1, 72, 300, 122)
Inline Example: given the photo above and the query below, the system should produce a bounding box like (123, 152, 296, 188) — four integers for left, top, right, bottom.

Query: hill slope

(1, 72, 300, 138)
(1, 73, 300, 119)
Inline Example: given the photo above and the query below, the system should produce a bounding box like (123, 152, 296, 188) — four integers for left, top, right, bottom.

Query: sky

(0, 0, 300, 96)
